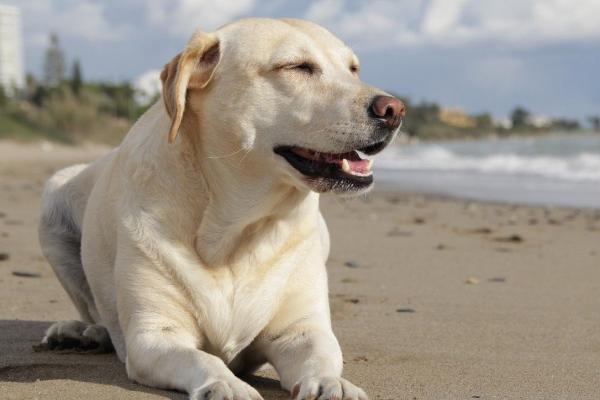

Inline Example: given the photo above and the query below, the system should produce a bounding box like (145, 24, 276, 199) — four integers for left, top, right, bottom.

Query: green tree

(25, 73, 37, 95)
(0, 85, 7, 107)
(588, 116, 600, 131)
(24, 73, 47, 106)
(401, 100, 440, 136)
(44, 33, 66, 86)
(510, 106, 530, 129)
(71, 59, 83, 95)
(550, 118, 580, 131)
(94, 82, 136, 119)
(31, 85, 49, 107)
(473, 112, 493, 130)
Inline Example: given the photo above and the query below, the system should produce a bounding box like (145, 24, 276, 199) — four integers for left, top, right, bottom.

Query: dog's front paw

(190, 377, 263, 400)
(292, 376, 368, 400)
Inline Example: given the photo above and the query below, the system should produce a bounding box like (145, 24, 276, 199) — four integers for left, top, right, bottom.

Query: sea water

(376, 133, 600, 208)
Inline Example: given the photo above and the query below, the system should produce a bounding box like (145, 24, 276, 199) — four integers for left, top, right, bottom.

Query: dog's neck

(195, 174, 318, 267)
(179, 122, 320, 267)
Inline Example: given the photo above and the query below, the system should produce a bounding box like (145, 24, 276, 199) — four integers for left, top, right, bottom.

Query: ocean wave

(378, 145, 600, 182)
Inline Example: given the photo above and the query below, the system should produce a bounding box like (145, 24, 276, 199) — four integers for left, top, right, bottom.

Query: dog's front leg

(115, 247, 262, 400)
(125, 324, 262, 399)
(263, 322, 368, 400)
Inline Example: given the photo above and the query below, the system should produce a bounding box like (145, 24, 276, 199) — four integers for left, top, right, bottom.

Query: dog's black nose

(370, 95, 406, 130)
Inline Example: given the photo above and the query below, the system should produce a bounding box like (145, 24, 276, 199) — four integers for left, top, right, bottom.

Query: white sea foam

(378, 141, 600, 182)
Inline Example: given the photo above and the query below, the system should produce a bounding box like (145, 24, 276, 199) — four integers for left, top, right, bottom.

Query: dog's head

(161, 18, 405, 195)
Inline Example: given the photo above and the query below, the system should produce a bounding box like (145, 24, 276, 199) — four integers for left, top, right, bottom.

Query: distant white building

(0, 4, 24, 95)
(526, 114, 552, 129)
(494, 117, 513, 129)
(133, 69, 161, 105)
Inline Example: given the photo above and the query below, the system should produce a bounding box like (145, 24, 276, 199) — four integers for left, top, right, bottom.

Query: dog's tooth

(366, 159, 373, 171)
(342, 159, 351, 173)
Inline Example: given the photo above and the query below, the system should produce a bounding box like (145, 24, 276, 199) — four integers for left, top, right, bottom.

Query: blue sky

(6, 0, 600, 122)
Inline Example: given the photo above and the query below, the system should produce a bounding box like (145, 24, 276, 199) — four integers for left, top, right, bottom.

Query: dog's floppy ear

(160, 31, 221, 143)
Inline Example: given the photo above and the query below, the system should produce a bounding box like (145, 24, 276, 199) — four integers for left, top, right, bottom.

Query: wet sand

(1, 141, 599, 400)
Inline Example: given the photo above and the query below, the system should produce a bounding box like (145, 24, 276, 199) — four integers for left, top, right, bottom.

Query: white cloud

(530, 0, 600, 41)
(307, 0, 422, 47)
(56, 2, 128, 41)
(10, 0, 130, 45)
(142, 0, 256, 37)
(305, 0, 344, 21)
(421, 0, 468, 36)
(305, 0, 600, 49)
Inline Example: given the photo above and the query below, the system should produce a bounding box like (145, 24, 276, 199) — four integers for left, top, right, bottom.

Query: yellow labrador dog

(38, 18, 404, 400)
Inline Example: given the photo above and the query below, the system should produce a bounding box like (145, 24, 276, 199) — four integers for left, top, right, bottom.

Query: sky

(5, 0, 600, 122)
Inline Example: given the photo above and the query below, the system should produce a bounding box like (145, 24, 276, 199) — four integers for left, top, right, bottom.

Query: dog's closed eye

(276, 61, 319, 75)
(291, 62, 316, 74)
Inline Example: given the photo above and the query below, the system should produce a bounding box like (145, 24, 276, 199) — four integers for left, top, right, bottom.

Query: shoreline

(376, 132, 600, 210)
(375, 180, 600, 212)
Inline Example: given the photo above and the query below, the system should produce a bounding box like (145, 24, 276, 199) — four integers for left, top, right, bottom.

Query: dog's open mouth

(274, 145, 376, 191)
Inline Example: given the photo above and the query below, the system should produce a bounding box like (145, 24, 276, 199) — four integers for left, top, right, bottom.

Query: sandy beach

(1, 141, 599, 400)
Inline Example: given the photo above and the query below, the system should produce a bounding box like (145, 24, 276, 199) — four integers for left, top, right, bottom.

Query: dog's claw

(292, 376, 367, 400)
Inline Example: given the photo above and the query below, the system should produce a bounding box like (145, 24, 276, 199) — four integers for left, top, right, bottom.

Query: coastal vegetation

(395, 96, 589, 140)
(0, 34, 154, 145)
(0, 34, 596, 145)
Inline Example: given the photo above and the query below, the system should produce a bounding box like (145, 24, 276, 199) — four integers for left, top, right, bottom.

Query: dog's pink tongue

(291, 148, 373, 174)
(346, 158, 371, 173)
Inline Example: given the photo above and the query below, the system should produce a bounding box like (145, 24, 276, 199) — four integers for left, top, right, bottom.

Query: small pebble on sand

(465, 277, 480, 285)
(344, 260, 360, 268)
(0, 252, 10, 261)
(12, 271, 41, 278)
(387, 227, 412, 237)
(494, 234, 524, 243)
(396, 308, 416, 313)
(470, 227, 492, 234)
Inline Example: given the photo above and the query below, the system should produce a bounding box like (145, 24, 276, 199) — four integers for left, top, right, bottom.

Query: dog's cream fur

(39, 18, 399, 400)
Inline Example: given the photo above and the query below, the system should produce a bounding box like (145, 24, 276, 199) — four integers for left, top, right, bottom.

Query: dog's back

(38, 151, 114, 323)
(39, 163, 95, 322)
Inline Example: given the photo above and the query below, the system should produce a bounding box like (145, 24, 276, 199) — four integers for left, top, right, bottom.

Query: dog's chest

(205, 279, 271, 356)
(193, 252, 306, 362)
